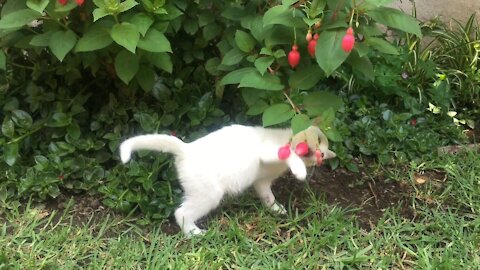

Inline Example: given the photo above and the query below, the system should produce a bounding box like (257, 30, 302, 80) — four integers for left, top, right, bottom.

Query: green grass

(1, 151, 480, 269)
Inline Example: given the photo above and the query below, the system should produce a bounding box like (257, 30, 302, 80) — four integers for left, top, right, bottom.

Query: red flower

(76, 0, 85, 6)
(58, 0, 68, 5)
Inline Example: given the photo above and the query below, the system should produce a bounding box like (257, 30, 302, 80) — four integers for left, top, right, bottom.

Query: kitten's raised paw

(292, 167, 307, 181)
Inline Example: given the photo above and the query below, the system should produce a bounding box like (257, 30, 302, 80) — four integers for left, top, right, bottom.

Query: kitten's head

(291, 126, 336, 167)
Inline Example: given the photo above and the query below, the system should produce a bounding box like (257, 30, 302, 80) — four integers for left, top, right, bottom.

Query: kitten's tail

(120, 134, 186, 163)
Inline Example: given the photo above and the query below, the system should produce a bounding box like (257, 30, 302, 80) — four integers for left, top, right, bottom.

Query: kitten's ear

(324, 149, 336, 159)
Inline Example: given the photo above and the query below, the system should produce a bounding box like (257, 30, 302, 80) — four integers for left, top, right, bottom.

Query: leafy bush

(0, 0, 446, 216)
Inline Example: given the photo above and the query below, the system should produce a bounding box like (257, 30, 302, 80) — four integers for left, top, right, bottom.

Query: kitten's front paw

(270, 202, 287, 215)
(185, 227, 206, 237)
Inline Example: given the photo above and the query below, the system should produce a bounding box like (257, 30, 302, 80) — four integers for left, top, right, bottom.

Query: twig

(367, 182, 379, 208)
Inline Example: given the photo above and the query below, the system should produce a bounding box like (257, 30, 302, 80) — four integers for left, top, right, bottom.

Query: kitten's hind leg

(175, 191, 223, 236)
(253, 178, 287, 215)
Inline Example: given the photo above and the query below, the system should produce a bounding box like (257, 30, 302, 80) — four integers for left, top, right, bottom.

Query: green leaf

(235, 30, 256, 53)
(75, 25, 113, 52)
(254, 57, 274, 76)
(93, 8, 111, 21)
(205, 57, 221, 76)
(365, 0, 395, 7)
(67, 123, 81, 140)
(0, 9, 41, 29)
(136, 65, 156, 92)
(291, 114, 312, 135)
(54, 1, 77, 12)
(92, 0, 105, 8)
(318, 107, 343, 142)
(366, 37, 399, 55)
(203, 23, 222, 41)
(148, 52, 172, 73)
(288, 65, 323, 90)
(239, 72, 284, 91)
(130, 12, 154, 36)
(367, 7, 422, 37)
(137, 29, 171, 53)
(183, 18, 199, 35)
(111, 22, 140, 53)
(158, 4, 182, 19)
(219, 67, 256, 85)
(46, 112, 72, 127)
(308, 0, 327, 17)
(263, 5, 304, 28)
(347, 52, 375, 81)
(0, 51, 6, 70)
(262, 104, 295, 127)
(1, 117, 15, 138)
(115, 50, 139, 84)
(220, 48, 247, 66)
(354, 42, 369, 57)
(346, 163, 359, 173)
(246, 100, 269, 116)
(26, 0, 49, 13)
(49, 30, 77, 61)
(11, 110, 33, 128)
(303, 91, 343, 116)
(118, 0, 138, 13)
(1, 1, 26, 17)
(30, 31, 53, 47)
(315, 29, 349, 76)
(4, 142, 19, 166)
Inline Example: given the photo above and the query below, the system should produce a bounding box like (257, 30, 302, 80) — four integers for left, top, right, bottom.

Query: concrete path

(392, 0, 480, 23)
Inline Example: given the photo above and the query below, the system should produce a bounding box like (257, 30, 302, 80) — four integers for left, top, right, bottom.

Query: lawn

(1, 150, 479, 269)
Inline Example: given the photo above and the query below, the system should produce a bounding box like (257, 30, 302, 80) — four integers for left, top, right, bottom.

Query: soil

(23, 162, 415, 235)
(272, 166, 413, 230)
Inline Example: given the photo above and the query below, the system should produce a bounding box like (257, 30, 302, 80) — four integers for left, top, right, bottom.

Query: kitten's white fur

(120, 124, 336, 235)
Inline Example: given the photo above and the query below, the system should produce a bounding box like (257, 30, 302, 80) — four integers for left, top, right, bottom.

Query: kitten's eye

(322, 152, 325, 158)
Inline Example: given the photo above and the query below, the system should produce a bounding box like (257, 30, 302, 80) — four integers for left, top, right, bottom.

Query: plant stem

(7, 125, 45, 145)
(284, 90, 301, 114)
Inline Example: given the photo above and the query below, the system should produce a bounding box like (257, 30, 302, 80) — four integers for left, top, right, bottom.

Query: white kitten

(120, 124, 336, 235)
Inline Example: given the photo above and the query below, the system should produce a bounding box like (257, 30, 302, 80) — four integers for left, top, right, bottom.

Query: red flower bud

(295, 142, 309, 156)
(278, 144, 291, 160)
(58, 0, 68, 5)
(341, 27, 355, 53)
(315, 150, 323, 165)
(308, 39, 317, 57)
(288, 44, 300, 69)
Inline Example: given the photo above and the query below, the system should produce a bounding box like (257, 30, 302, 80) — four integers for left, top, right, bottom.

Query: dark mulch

(272, 165, 413, 230)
